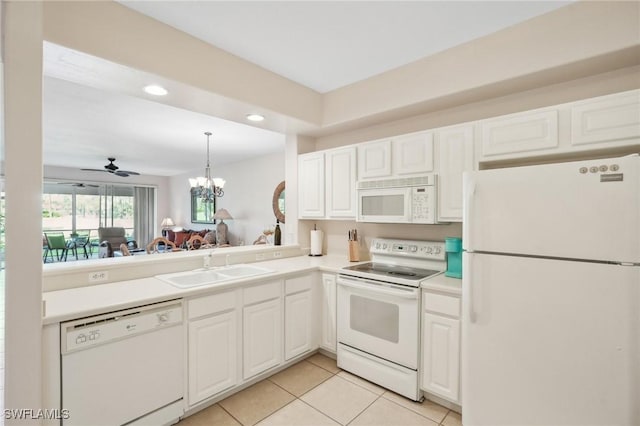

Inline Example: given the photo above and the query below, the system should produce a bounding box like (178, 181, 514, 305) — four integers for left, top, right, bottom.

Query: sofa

(166, 229, 215, 249)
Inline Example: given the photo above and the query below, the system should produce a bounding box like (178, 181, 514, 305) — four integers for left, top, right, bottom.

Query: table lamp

(213, 209, 233, 245)
(160, 217, 175, 237)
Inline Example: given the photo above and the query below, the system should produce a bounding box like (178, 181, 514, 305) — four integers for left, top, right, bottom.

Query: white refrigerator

(462, 154, 639, 426)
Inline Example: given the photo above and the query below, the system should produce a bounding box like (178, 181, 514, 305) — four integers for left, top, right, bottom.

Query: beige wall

(3, 1, 44, 418)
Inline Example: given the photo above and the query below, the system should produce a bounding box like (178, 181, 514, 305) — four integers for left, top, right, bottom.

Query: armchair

(98, 227, 137, 257)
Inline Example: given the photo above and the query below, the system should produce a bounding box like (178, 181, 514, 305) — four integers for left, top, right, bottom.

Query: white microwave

(356, 175, 438, 224)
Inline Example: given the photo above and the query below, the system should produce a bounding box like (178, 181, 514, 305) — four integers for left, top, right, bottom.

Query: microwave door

(358, 188, 411, 223)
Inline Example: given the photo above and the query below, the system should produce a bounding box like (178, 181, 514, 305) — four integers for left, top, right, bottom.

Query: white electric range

(337, 238, 446, 401)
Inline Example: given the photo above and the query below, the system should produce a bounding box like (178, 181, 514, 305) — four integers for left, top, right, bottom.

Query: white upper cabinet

(571, 89, 640, 147)
(480, 109, 559, 159)
(437, 124, 474, 222)
(393, 132, 434, 175)
(326, 147, 357, 218)
(357, 140, 392, 179)
(298, 152, 325, 218)
(299, 147, 356, 220)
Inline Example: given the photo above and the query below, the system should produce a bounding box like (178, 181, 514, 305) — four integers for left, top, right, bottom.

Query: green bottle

(274, 219, 282, 246)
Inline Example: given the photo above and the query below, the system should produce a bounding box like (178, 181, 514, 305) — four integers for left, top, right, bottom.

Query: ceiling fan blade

(114, 171, 131, 177)
(81, 168, 109, 172)
(118, 170, 140, 176)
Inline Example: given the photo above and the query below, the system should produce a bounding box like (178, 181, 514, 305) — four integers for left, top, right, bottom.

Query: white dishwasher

(61, 300, 184, 426)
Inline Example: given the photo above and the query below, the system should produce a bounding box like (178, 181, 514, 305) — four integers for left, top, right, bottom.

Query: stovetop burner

(342, 262, 441, 282)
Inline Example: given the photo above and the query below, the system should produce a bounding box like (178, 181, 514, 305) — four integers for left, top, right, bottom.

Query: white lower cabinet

(284, 274, 315, 360)
(320, 273, 337, 352)
(243, 281, 283, 380)
(187, 290, 238, 406)
(421, 291, 461, 404)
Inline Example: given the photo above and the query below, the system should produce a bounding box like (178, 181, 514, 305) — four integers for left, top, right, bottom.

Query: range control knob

(410, 246, 418, 253)
(382, 244, 388, 249)
(434, 247, 442, 255)
(426, 247, 433, 254)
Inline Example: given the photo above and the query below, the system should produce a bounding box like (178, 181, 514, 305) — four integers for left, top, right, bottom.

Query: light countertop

(43, 254, 462, 325)
(421, 274, 462, 296)
(42, 254, 356, 324)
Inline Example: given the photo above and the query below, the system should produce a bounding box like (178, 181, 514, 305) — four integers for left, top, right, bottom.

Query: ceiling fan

(57, 182, 99, 188)
(81, 157, 140, 177)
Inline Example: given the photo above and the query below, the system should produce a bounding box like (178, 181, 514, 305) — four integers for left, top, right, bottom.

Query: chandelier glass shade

(189, 132, 225, 202)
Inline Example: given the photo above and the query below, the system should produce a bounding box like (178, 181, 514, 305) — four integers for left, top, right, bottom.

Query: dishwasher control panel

(61, 300, 183, 354)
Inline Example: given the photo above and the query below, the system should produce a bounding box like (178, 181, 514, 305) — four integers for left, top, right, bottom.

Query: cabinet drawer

(244, 280, 282, 306)
(285, 275, 312, 295)
(423, 292, 460, 318)
(188, 290, 236, 319)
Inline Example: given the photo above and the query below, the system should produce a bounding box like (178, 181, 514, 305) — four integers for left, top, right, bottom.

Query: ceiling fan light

(143, 85, 168, 96)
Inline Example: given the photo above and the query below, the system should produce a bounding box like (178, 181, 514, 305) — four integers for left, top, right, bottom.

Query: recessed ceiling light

(246, 113, 265, 122)
(143, 85, 168, 96)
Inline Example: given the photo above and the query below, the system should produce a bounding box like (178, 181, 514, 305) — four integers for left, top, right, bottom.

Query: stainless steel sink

(156, 264, 273, 288)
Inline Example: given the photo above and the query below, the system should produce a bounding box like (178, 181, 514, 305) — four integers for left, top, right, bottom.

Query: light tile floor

(178, 354, 462, 426)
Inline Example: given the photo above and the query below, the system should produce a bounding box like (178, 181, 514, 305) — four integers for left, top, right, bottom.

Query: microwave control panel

(411, 186, 435, 224)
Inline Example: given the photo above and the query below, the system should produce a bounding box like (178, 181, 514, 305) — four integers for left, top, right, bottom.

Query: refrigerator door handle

(466, 254, 478, 324)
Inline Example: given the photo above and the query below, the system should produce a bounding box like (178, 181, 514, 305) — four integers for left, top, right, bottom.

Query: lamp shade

(213, 208, 233, 221)
(160, 217, 175, 228)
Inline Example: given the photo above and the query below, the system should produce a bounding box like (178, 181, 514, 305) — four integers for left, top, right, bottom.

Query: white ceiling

(118, 1, 573, 93)
(44, 1, 573, 178)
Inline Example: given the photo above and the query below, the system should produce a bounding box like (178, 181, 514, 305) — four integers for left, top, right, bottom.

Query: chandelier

(189, 132, 225, 202)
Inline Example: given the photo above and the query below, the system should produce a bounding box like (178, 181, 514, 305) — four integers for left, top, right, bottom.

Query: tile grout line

(345, 392, 384, 426)
(217, 403, 245, 426)
(378, 393, 450, 425)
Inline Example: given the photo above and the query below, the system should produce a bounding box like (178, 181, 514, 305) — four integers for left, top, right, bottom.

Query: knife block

(348, 241, 360, 262)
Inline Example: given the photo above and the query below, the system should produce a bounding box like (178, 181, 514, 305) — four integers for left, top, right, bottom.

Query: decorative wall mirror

(272, 181, 285, 223)
(191, 188, 216, 223)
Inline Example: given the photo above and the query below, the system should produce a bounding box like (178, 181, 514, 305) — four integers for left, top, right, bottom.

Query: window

(43, 183, 139, 239)
(191, 188, 216, 224)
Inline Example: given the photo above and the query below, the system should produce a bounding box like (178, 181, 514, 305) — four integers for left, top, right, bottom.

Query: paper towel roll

(310, 230, 323, 256)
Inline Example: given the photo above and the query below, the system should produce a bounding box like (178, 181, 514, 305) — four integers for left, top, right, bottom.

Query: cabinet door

(480, 109, 558, 158)
(437, 125, 474, 222)
(393, 132, 434, 175)
(243, 299, 283, 380)
(326, 147, 357, 218)
(421, 313, 460, 403)
(188, 311, 237, 405)
(320, 273, 337, 352)
(571, 90, 640, 146)
(285, 290, 313, 360)
(298, 152, 325, 218)
(358, 140, 392, 179)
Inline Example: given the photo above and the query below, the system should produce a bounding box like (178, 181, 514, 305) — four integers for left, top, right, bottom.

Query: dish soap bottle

(274, 219, 282, 246)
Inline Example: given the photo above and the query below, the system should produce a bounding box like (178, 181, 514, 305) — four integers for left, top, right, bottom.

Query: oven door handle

(337, 277, 419, 300)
